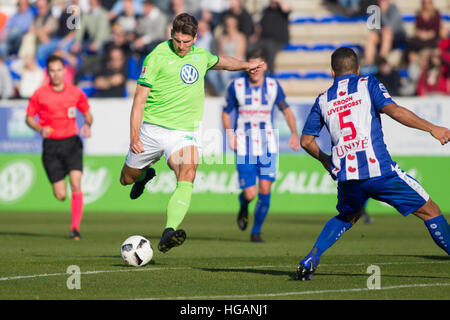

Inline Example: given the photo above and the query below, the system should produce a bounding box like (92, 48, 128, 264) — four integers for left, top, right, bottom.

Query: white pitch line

(142, 282, 450, 300)
(0, 267, 186, 281)
(0, 260, 449, 282)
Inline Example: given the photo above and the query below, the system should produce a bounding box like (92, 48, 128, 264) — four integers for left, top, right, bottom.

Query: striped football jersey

(303, 73, 396, 182)
(223, 74, 287, 156)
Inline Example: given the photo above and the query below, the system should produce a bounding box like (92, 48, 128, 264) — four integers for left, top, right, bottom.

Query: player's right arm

(222, 111, 237, 150)
(25, 92, 51, 138)
(222, 81, 238, 150)
(129, 84, 151, 154)
(300, 134, 332, 174)
(301, 96, 331, 174)
(25, 115, 51, 138)
(381, 104, 450, 145)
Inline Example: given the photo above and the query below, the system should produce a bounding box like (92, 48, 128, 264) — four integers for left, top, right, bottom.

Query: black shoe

(130, 168, 156, 200)
(70, 229, 81, 240)
(295, 255, 319, 281)
(158, 228, 186, 253)
(250, 233, 264, 242)
(237, 205, 248, 231)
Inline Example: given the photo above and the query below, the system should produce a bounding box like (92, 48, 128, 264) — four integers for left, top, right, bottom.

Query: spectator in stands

(132, 0, 168, 60)
(0, 0, 35, 59)
(0, 11, 8, 33)
(338, 0, 361, 17)
(221, 0, 254, 40)
(93, 46, 128, 97)
(17, 0, 58, 61)
(71, 0, 111, 56)
(218, 14, 247, 88)
(439, 31, 450, 87)
(104, 22, 132, 62)
(416, 47, 449, 96)
(249, 0, 291, 75)
(101, 0, 117, 11)
(169, 0, 188, 20)
(114, 0, 140, 43)
(0, 56, 14, 99)
(34, 0, 74, 67)
(374, 56, 401, 96)
(195, 19, 223, 96)
(71, 0, 111, 82)
(166, 0, 203, 22)
(405, 0, 442, 67)
(200, 0, 229, 31)
(10, 56, 45, 98)
(109, 0, 144, 21)
(363, 0, 406, 71)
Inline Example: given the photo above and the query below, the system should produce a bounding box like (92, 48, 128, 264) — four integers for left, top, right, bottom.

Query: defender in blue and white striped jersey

(296, 47, 450, 281)
(222, 49, 300, 242)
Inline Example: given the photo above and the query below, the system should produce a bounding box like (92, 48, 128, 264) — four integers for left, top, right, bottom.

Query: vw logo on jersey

(180, 64, 199, 85)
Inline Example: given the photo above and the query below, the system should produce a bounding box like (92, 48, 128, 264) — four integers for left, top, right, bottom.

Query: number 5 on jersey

(338, 110, 356, 141)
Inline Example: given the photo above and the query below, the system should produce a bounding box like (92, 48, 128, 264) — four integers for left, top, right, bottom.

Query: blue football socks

(251, 193, 271, 235)
(306, 216, 353, 263)
(424, 215, 450, 255)
(239, 192, 249, 207)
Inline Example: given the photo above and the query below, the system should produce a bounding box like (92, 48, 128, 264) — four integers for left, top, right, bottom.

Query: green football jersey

(137, 40, 219, 131)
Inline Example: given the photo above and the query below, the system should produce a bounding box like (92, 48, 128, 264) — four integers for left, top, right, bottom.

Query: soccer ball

(120, 235, 153, 267)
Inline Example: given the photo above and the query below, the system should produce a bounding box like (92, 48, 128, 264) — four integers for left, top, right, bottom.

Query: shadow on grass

(376, 254, 450, 261)
(314, 272, 450, 280)
(111, 260, 157, 268)
(0, 231, 65, 239)
(178, 236, 247, 242)
(197, 267, 450, 281)
(195, 267, 292, 277)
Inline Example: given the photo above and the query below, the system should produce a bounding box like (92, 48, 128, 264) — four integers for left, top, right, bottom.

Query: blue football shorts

(337, 164, 430, 217)
(236, 153, 277, 189)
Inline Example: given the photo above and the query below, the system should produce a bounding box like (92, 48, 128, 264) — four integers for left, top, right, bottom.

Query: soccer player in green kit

(120, 13, 264, 253)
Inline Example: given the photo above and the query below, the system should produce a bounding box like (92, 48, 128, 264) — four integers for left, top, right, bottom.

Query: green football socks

(165, 181, 193, 230)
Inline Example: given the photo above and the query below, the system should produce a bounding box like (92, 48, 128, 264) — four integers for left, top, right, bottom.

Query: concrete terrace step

(246, 0, 449, 18)
(277, 78, 333, 97)
(289, 22, 368, 43)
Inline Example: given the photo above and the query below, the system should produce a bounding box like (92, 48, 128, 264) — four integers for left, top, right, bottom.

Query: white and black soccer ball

(121, 235, 153, 267)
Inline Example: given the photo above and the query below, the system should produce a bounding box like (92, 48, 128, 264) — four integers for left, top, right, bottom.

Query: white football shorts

(125, 122, 202, 169)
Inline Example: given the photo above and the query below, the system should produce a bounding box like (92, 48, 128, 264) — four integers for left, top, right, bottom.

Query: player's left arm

(77, 90, 93, 138)
(280, 104, 300, 151)
(381, 104, 450, 145)
(79, 111, 93, 138)
(212, 55, 264, 74)
(301, 96, 330, 172)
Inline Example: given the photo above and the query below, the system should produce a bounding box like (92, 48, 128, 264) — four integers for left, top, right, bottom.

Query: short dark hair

(171, 13, 198, 38)
(46, 55, 64, 69)
(331, 47, 359, 76)
(246, 49, 265, 61)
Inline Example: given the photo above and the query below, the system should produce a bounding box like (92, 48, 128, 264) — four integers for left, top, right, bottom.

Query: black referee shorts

(42, 135, 83, 183)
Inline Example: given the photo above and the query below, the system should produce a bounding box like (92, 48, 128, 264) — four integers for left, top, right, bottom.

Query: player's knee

(70, 184, 82, 194)
(120, 174, 133, 186)
(415, 198, 442, 220)
(178, 167, 196, 182)
(54, 191, 66, 201)
(243, 189, 257, 201)
(336, 211, 360, 225)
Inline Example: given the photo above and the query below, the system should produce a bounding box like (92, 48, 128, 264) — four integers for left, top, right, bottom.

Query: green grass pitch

(0, 211, 448, 300)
